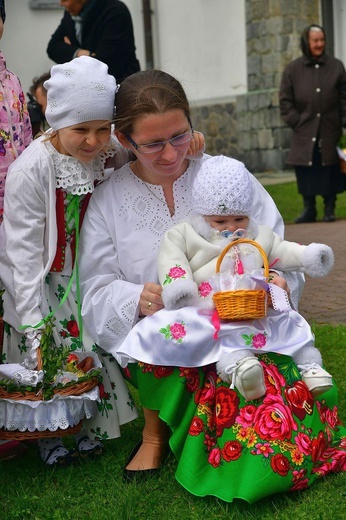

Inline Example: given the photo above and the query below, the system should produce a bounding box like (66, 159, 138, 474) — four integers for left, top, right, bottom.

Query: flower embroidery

(208, 447, 222, 468)
(97, 383, 113, 418)
(215, 387, 240, 437)
(138, 356, 346, 490)
(270, 453, 290, 476)
(198, 281, 213, 297)
(59, 314, 82, 349)
(66, 319, 79, 337)
(221, 440, 242, 462)
(163, 265, 186, 285)
(251, 442, 274, 458)
(180, 367, 201, 393)
(254, 393, 298, 441)
(189, 416, 204, 436)
(241, 331, 267, 349)
(159, 322, 186, 343)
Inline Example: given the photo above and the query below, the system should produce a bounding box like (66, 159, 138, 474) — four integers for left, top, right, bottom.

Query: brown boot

(123, 408, 170, 481)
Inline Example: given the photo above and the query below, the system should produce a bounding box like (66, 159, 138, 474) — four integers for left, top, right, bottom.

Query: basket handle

(215, 238, 269, 277)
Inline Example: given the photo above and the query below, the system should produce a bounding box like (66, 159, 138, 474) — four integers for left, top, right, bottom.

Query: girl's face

(53, 120, 111, 163)
(116, 110, 192, 182)
(308, 29, 325, 58)
(205, 214, 249, 233)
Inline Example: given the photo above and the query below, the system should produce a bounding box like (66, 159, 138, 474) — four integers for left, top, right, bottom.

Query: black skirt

(295, 144, 346, 197)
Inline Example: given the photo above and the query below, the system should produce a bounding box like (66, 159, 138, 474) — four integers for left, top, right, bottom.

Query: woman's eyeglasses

(126, 130, 194, 154)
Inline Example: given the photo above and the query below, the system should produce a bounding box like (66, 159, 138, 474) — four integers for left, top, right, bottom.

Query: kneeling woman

(79, 69, 346, 503)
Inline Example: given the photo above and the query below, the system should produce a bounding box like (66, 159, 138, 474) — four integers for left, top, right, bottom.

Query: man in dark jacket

(47, 0, 140, 83)
(279, 24, 346, 223)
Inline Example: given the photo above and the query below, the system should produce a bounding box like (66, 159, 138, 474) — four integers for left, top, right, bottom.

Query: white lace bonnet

(44, 56, 116, 130)
(191, 155, 253, 216)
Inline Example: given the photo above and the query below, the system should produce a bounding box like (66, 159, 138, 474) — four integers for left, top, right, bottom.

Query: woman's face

(117, 110, 192, 182)
(308, 29, 325, 58)
(53, 120, 111, 163)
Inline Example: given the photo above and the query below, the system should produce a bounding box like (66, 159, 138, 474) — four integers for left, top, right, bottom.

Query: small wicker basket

(212, 238, 269, 321)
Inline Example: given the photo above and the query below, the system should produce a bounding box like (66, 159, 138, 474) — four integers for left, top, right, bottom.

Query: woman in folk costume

(0, 56, 137, 466)
(78, 69, 346, 502)
(116, 155, 334, 401)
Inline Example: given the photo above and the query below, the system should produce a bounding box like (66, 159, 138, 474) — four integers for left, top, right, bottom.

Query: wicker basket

(212, 239, 269, 321)
(0, 348, 100, 439)
(0, 348, 99, 402)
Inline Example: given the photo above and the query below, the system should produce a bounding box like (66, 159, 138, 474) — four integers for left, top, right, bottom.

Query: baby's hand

(267, 272, 290, 307)
(187, 131, 205, 158)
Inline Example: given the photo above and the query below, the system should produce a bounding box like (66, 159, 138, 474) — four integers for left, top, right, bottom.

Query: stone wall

(191, 102, 241, 162)
(192, 0, 321, 173)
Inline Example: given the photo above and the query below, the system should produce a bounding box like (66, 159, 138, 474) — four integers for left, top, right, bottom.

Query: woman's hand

(139, 283, 164, 316)
(187, 131, 205, 158)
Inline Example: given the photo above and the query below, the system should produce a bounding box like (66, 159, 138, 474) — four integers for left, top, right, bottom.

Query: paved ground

(255, 171, 346, 326)
(285, 220, 345, 326)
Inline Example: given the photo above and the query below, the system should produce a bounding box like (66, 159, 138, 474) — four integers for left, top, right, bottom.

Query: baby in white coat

(158, 156, 335, 400)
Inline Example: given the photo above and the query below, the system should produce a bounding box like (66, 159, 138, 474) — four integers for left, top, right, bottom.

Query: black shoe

(323, 207, 336, 222)
(294, 209, 317, 224)
(122, 441, 159, 482)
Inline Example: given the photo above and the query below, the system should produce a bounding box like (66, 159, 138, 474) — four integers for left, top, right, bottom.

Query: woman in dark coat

(279, 24, 346, 223)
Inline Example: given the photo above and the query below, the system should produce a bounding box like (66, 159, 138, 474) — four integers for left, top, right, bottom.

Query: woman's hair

(300, 24, 325, 58)
(114, 69, 191, 135)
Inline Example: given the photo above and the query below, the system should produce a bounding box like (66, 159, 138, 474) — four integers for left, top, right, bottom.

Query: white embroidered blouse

(79, 155, 300, 355)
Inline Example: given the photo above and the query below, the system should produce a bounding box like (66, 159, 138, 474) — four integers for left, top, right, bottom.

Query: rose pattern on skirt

(137, 353, 346, 493)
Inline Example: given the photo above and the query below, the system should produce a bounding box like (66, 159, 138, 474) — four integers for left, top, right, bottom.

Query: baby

(115, 156, 334, 401)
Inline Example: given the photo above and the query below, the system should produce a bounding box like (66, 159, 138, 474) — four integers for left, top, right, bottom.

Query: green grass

(2, 182, 346, 520)
(265, 181, 346, 223)
(2, 324, 346, 520)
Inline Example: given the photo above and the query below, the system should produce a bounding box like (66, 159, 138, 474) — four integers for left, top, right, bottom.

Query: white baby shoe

(298, 363, 333, 397)
(217, 356, 266, 401)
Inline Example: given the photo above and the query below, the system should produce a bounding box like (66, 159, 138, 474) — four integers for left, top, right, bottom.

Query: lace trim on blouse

(46, 135, 119, 195)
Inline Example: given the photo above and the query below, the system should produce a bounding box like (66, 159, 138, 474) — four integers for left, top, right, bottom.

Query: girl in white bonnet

(115, 155, 335, 401)
(0, 56, 138, 466)
(0, 57, 204, 467)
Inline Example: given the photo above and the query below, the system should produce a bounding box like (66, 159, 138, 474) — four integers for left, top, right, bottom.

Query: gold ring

(148, 301, 152, 309)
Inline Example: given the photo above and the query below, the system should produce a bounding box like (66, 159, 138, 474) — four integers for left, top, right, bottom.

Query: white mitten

(161, 279, 199, 310)
(302, 243, 334, 277)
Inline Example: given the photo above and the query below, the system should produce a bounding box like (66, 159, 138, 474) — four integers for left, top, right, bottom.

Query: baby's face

(205, 214, 249, 233)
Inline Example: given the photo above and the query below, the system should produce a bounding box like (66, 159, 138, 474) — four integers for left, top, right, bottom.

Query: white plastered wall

(1, 0, 247, 104)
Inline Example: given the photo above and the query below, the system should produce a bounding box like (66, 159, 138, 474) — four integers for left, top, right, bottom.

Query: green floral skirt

(125, 353, 346, 503)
